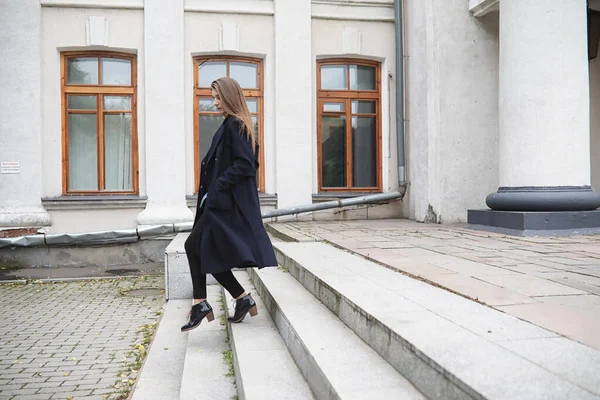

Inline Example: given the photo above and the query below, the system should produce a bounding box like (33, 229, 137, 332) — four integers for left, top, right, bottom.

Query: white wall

(41, 7, 145, 198)
(40, 7, 144, 232)
(0, 1, 51, 227)
(590, 58, 600, 191)
(311, 19, 396, 195)
(183, 12, 276, 195)
(403, 1, 499, 223)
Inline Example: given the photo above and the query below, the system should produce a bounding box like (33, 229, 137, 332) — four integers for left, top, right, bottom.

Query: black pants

(184, 214, 244, 299)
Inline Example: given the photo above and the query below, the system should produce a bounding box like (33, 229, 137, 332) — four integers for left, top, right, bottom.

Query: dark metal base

(486, 186, 600, 211)
(467, 209, 600, 236)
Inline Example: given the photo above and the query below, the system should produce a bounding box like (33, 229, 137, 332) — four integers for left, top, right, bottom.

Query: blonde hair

(211, 77, 255, 151)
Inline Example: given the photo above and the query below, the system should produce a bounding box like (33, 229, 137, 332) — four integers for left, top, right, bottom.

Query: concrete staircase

(133, 233, 600, 400)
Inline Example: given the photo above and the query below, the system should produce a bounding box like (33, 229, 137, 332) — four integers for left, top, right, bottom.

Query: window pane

(199, 62, 226, 87)
(251, 116, 259, 142)
(352, 116, 377, 187)
(352, 100, 376, 114)
(350, 65, 376, 90)
(321, 65, 347, 90)
(101, 58, 131, 85)
(104, 96, 131, 111)
(67, 58, 98, 84)
(246, 99, 258, 113)
(321, 116, 346, 188)
(104, 114, 132, 191)
(68, 95, 97, 110)
(199, 115, 225, 160)
(230, 62, 258, 88)
(324, 102, 344, 112)
(199, 98, 218, 112)
(68, 114, 98, 190)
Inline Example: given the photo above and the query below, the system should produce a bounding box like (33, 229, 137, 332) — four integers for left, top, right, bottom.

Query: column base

(467, 209, 600, 236)
(486, 186, 600, 211)
(137, 204, 193, 226)
(0, 207, 51, 228)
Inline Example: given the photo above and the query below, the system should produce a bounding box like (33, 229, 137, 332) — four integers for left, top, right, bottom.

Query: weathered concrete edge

(131, 299, 188, 400)
(272, 245, 481, 400)
(222, 286, 246, 400)
(247, 267, 340, 400)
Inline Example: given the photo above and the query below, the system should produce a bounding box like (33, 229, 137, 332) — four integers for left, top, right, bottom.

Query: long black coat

(191, 115, 277, 275)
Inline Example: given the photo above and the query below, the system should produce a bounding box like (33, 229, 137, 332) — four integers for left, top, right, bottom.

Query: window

(193, 56, 264, 192)
(317, 59, 381, 192)
(61, 52, 138, 194)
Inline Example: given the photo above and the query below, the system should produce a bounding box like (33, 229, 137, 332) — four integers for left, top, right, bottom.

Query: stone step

(179, 285, 236, 400)
(165, 233, 217, 300)
(222, 271, 315, 400)
(132, 299, 189, 400)
(248, 266, 427, 400)
(273, 241, 600, 400)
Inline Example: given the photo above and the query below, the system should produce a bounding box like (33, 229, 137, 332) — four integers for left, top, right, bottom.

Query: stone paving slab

(268, 220, 600, 350)
(0, 276, 164, 400)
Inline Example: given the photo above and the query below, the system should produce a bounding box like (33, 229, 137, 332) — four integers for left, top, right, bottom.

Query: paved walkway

(0, 276, 164, 400)
(270, 219, 600, 350)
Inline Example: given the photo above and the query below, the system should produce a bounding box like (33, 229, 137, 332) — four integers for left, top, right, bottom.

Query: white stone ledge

(469, 0, 499, 17)
(41, 0, 144, 9)
(184, 0, 274, 16)
(312, 2, 394, 22)
(42, 195, 148, 210)
(312, 0, 393, 6)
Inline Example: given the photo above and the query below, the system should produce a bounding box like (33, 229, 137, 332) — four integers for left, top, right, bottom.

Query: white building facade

(1, 0, 599, 234)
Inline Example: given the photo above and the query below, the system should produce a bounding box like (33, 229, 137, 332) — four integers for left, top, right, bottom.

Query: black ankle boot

(181, 300, 214, 332)
(228, 293, 258, 323)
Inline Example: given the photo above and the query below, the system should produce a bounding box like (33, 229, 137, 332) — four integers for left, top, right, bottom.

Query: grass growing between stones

(112, 321, 158, 399)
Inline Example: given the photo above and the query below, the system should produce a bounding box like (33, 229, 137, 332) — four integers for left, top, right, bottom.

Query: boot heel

(248, 306, 258, 317)
(206, 311, 215, 322)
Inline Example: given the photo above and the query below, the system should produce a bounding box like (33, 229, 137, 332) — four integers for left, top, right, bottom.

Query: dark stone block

(467, 209, 600, 236)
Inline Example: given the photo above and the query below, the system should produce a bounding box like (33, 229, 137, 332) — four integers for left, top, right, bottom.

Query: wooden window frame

(193, 56, 265, 193)
(317, 58, 382, 192)
(60, 51, 138, 195)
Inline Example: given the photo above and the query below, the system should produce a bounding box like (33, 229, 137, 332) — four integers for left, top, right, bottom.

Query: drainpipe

(394, 0, 406, 187)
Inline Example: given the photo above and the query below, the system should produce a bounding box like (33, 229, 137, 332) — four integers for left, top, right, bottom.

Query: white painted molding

(219, 21, 239, 52)
(41, 0, 144, 9)
(312, 3, 394, 22)
(312, 0, 393, 6)
(185, 0, 274, 16)
(86, 16, 109, 46)
(469, 0, 499, 17)
(343, 27, 362, 55)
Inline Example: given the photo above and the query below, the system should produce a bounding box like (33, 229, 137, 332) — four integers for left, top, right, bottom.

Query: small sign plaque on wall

(1, 161, 20, 174)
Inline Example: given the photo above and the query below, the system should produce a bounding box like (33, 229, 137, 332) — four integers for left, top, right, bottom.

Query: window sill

(42, 195, 148, 210)
(186, 193, 277, 208)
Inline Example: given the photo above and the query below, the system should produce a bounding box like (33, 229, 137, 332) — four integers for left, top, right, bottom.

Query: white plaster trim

(219, 21, 239, 52)
(184, 0, 274, 16)
(86, 16, 109, 46)
(41, 0, 144, 9)
(469, 0, 499, 17)
(312, 0, 393, 7)
(312, 3, 394, 22)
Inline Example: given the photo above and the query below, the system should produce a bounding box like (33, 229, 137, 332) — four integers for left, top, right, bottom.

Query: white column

(137, 0, 193, 225)
(499, 0, 590, 188)
(0, 0, 51, 227)
(273, 0, 313, 209)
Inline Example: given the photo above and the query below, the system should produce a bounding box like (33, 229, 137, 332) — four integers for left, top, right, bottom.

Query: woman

(181, 77, 277, 332)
